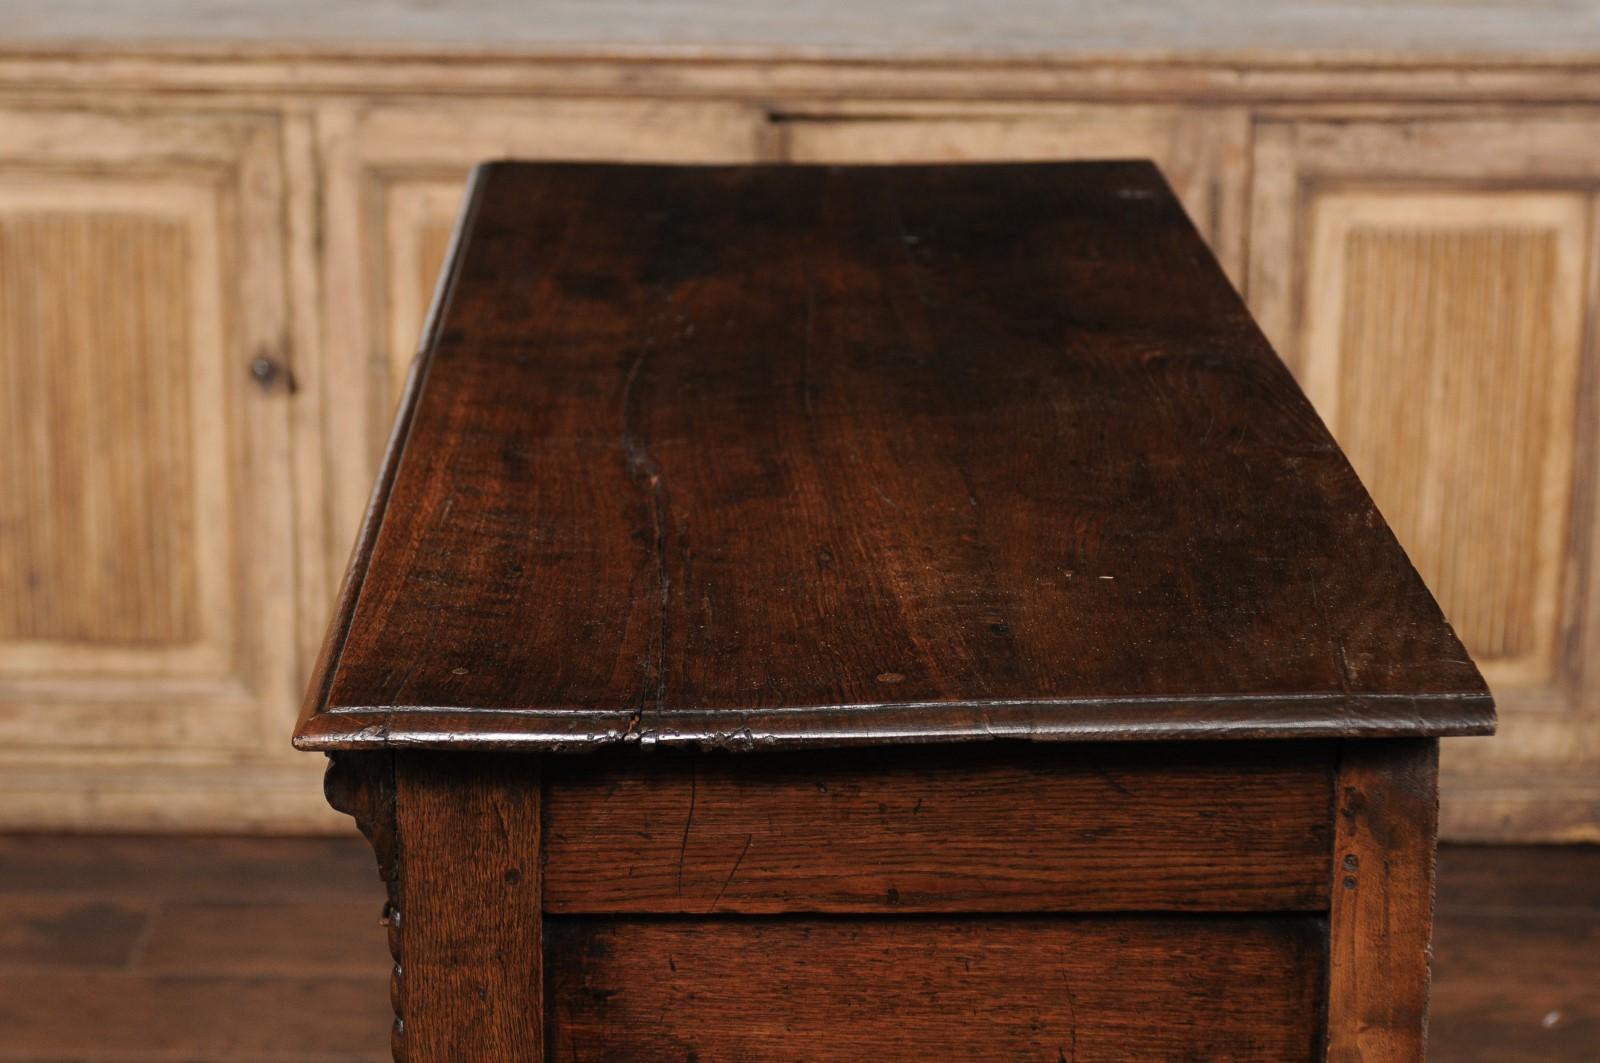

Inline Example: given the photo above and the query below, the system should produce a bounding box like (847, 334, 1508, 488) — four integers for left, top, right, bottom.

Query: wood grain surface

(1326, 739, 1441, 1063)
(546, 914, 1326, 1061)
(295, 161, 1492, 753)
(393, 754, 543, 1060)
(543, 741, 1334, 913)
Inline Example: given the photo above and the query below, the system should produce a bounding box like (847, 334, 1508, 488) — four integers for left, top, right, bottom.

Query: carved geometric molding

(778, 105, 1251, 284)
(1301, 193, 1587, 692)
(0, 107, 296, 779)
(1249, 117, 1600, 840)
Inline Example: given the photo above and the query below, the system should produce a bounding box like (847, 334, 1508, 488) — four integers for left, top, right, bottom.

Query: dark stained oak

(543, 741, 1335, 913)
(291, 161, 1497, 1062)
(1326, 739, 1440, 1063)
(294, 160, 1492, 754)
(392, 754, 543, 1061)
(546, 915, 1327, 1062)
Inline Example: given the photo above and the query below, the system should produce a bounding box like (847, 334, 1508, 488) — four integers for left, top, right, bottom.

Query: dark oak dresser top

(295, 160, 1492, 752)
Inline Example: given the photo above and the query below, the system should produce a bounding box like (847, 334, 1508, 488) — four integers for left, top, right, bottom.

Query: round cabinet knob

(248, 353, 296, 393)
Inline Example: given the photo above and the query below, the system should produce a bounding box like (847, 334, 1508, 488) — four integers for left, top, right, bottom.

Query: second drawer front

(546, 914, 1326, 1061)
(543, 741, 1334, 913)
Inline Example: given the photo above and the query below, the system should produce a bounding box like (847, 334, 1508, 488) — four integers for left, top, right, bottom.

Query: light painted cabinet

(0, 105, 324, 827)
(1249, 115, 1600, 839)
(0, 60, 1594, 840)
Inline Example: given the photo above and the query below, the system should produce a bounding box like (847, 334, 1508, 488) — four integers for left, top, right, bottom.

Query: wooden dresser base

(325, 739, 1438, 1061)
(296, 162, 1475, 1061)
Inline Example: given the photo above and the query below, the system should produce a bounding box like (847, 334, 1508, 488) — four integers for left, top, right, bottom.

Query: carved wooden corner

(323, 752, 406, 1061)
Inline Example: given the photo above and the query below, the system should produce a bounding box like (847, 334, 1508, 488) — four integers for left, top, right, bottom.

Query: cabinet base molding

(0, 760, 343, 833)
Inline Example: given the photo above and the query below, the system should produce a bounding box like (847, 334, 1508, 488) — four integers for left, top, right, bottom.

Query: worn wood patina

(296, 160, 1493, 1061)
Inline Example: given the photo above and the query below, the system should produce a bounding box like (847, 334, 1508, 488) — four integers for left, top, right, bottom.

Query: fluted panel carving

(1301, 195, 1587, 690)
(0, 212, 198, 644)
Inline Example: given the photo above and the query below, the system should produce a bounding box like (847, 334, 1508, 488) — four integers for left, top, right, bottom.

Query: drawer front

(543, 741, 1334, 913)
(546, 915, 1325, 1061)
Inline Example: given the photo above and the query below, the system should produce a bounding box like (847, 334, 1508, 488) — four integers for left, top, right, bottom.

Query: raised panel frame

(1248, 114, 1600, 840)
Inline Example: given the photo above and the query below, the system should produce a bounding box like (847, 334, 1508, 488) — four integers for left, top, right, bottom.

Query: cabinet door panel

(1249, 117, 1600, 840)
(0, 106, 323, 827)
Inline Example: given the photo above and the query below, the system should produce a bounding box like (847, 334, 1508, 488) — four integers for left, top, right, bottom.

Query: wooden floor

(0, 838, 1592, 1061)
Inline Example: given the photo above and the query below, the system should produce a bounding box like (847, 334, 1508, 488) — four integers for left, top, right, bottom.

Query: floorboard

(0, 836, 1591, 1060)
(1430, 846, 1598, 1063)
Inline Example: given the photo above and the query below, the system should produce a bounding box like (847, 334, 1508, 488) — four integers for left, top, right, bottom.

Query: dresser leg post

(389, 753, 545, 1062)
(1325, 738, 1439, 1063)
